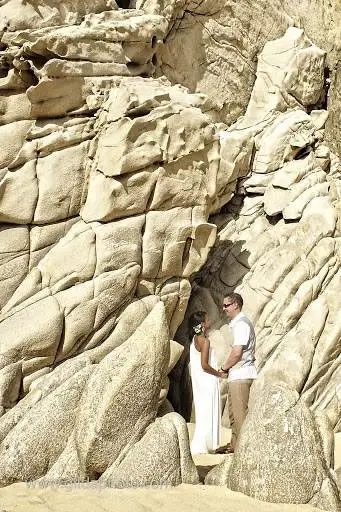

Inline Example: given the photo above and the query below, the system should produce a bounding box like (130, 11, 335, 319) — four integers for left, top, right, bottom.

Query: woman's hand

(218, 370, 228, 378)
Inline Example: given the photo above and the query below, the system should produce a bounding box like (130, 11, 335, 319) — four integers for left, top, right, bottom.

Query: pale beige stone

(142, 207, 215, 280)
(94, 105, 215, 178)
(283, 181, 329, 220)
(0, 365, 94, 485)
(27, 117, 96, 159)
(29, 218, 79, 269)
(33, 142, 89, 224)
(0, 296, 160, 445)
(0, 92, 31, 125)
(168, 340, 184, 374)
(259, 298, 330, 392)
(92, 216, 144, 273)
(0, 295, 63, 372)
(82, 167, 157, 222)
(82, 78, 218, 223)
(283, 45, 326, 106)
(37, 220, 97, 293)
(0, 161, 38, 224)
(204, 454, 233, 486)
(142, 208, 192, 278)
(245, 27, 326, 122)
(216, 128, 254, 210)
(253, 110, 316, 175)
(0, 121, 33, 169)
(224, 383, 340, 511)
(27, 78, 91, 119)
(0, 0, 119, 32)
(100, 412, 199, 487)
(41, 433, 87, 485)
(0, 225, 29, 309)
(160, 278, 192, 338)
(154, 0, 291, 125)
(74, 302, 170, 476)
(0, 362, 22, 410)
(157, 398, 174, 417)
(54, 263, 140, 360)
(193, 75, 341, 430)
(1, 267, 45, 314)
(0, 3, 340, 494)
(85, 295, 160, 357)
(22, 367, 51, 395)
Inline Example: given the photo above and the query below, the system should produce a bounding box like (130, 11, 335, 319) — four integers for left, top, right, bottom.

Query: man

(221, 292, 257, 451)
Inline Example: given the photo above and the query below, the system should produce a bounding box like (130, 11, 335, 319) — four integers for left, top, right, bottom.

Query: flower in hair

(193, 323, 203, 334)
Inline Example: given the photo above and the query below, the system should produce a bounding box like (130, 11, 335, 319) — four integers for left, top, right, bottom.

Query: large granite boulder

(0, 300, 170, 485)
(0, 364, 94, 485)
(206, 383, 340, 511)
(100, 412, 199, 487)
(75, 301, 170, 477)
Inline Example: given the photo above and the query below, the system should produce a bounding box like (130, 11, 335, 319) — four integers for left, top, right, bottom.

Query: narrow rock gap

(116, 0, 132, 8)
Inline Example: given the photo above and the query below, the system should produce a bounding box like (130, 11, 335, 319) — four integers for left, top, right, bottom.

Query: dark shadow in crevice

(307, 66, 330, 113)
(169, 196, 259, 420)
(116, 0, 132, 7)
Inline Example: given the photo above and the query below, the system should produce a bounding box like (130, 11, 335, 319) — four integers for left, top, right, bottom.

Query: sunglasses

(223, 302, 234, 309)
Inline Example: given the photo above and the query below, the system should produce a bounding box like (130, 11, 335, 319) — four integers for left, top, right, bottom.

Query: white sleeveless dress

(189, 337, 221, 454)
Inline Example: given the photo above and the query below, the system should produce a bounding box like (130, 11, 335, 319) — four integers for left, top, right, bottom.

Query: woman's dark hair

(188, 311, 207, 340)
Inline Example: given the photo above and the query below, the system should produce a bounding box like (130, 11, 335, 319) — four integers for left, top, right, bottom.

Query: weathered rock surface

(100, 412, 199, 487)
(0, 301, 178, 485)
(146, 0, 341, 156)
(180, 27, 340, 433)
(75, 301, 169, 478)
(0, 73, 222, 412)
(0, 0, 340, 498)
(205, 383, 340, 511)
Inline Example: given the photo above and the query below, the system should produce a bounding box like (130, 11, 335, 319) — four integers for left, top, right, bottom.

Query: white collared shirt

(228, 312, 257, 382)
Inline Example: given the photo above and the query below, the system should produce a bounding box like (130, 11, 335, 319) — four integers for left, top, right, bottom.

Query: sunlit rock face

(144, 0, 341, 156)
(179, 26, 340, 439)
(0, 0, 339, 498)
(206, 383, 340, 511)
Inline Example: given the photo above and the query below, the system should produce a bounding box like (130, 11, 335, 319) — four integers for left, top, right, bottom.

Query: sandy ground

(0, 483, 328, 512)
(0, 429, 339, 512)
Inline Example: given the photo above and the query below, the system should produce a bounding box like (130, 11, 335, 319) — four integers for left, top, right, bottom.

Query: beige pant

(228, 379, 253, 450)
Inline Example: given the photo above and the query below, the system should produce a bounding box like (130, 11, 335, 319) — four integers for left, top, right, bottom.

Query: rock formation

(100, 412, 199, 487)
(0, 0, 340, 506)
(205, 383, 340, 511)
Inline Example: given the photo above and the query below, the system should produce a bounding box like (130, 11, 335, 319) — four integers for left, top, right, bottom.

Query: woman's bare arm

(196, 335, 224, 378)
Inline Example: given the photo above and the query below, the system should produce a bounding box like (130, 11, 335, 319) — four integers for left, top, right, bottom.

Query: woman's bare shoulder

(194, 334, 209, 349)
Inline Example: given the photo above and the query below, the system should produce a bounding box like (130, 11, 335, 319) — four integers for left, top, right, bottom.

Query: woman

(189, 311, 225, 455)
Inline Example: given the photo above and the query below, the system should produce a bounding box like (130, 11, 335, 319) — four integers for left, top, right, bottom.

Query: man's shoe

(215, 443, 234, 454)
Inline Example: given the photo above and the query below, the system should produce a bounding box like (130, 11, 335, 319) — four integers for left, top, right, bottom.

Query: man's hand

(222, 346, 243, 372)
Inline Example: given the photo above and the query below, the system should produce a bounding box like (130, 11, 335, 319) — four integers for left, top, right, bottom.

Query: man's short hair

(225, 292, 243, 309)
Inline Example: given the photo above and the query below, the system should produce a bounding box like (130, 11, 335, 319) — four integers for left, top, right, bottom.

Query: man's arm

(221, 345, 243, 372)
(221, 321, 250, 372)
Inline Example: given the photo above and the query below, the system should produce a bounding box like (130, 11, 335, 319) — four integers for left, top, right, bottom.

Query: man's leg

(228, 379, 253, 450)
(227, 382, 236, 450)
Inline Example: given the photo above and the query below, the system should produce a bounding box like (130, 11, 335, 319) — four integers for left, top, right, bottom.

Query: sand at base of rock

(0, 482, 328, 512)
(0, 429, 338, 512)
